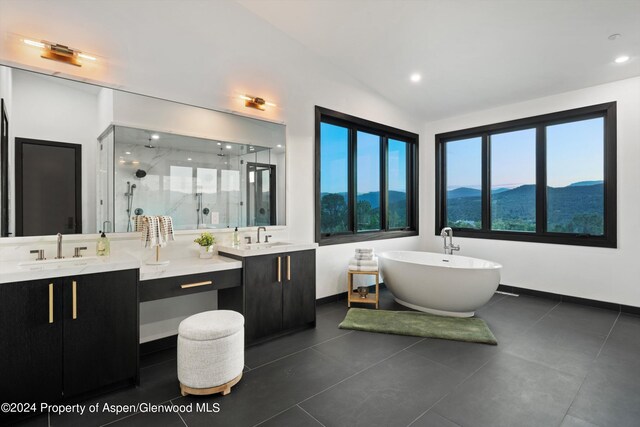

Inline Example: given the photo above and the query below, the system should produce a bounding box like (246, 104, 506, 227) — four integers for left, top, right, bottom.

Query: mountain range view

(447, 180, 604, 233)
(320, 181, 604, 235)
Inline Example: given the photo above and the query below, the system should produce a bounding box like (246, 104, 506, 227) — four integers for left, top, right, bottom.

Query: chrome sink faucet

(256, 226, 267, 243)
(440, 227, 460, 255)
(56, 233, 64, 259)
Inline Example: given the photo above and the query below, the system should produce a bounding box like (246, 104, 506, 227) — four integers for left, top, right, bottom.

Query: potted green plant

(194, 232, 216, 259)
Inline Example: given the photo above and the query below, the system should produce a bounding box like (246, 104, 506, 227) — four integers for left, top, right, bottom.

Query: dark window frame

(315, 106, 419, 246)
(435, 102, 617, 248)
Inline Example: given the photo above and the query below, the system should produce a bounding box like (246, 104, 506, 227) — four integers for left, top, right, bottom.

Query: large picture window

(316, 107, 418, 245)
(435, 102, 616, 248)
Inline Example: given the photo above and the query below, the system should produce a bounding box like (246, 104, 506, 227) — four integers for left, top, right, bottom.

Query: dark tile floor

(15, 290, 640, 427)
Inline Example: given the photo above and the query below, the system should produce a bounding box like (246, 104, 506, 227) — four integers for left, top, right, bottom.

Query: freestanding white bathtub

(379, 251, 502, 317)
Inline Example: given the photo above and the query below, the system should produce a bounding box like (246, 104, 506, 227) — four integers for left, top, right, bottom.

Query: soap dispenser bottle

(233, 227, 240, 247)
(97, 231, 111, 256)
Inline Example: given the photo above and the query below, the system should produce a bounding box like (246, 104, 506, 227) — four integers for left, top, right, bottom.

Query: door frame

(15, 137, 82, 236)
(1, 99, 8, 237)
(245, 162, 276, 226)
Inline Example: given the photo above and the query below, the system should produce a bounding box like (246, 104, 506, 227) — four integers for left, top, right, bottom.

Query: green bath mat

(339, 308, 497, 345)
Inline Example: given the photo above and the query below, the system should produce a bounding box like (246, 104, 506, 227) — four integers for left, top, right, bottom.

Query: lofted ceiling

(238, 0, 640, 120)
(1, 1, 638, 123)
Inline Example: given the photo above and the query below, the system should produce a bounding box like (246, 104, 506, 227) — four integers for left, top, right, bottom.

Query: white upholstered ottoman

(177, 310, 244, 396)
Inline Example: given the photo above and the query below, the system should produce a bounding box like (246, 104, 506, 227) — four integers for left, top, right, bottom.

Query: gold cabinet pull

(287, 255, 291, 281)
(180, 280, 213, 289)
(72, 280, 77, 320)
(48, 283, 54, 324)
(277, 256, 282, 283)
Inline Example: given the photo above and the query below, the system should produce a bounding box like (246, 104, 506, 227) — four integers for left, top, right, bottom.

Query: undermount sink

(242, 241, 292, 250)
(18, 256, 100, 270)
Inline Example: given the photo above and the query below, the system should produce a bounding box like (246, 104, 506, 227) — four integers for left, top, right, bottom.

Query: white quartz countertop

(0, 254, 141, 284)
(139, 255, 242, 281)
(217, 241, 318, 257)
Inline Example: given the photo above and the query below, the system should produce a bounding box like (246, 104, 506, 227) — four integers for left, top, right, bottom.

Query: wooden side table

(347, 270, 379, 309)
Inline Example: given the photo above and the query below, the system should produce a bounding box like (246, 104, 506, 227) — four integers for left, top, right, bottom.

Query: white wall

(11, 70, 100, 234)
(422, 77, 640, 307)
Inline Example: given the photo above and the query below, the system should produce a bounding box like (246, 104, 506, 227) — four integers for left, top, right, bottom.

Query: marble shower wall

(112, 140, 246, 232)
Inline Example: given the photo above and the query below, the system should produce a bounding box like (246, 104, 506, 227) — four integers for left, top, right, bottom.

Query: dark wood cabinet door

(0, 279, 63, 406)
(62, 269, 138, 396)
(282, 250, 316, 330)
(244, 254, 283, 342)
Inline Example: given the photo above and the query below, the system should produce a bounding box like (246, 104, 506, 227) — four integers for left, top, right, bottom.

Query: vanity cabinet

(242, 249, 316, 343)
(0, 269, 138, 409)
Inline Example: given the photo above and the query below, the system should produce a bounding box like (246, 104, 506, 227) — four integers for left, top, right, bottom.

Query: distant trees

(321, 192, 408, 232)
(446, 184, 604, 235)
(321, 193, 348, 233)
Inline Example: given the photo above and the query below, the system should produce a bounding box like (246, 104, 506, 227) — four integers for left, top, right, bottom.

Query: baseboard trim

(497, 284, 640, 315)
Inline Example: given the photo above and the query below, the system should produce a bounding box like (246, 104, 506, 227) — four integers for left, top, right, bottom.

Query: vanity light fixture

(240, 95, 277, 111)
(22, 38, 97, 67)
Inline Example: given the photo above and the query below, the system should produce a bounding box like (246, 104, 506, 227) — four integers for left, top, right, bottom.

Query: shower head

(131, 184, 137, 189)
(135, 169, 147, 178)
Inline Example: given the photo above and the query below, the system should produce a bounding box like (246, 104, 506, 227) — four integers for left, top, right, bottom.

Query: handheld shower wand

(125, 182, 137, 232)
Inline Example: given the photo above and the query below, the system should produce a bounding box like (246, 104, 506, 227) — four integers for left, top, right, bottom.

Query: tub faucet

(440, 227, 460, 255)
(256, 226, 267, 243)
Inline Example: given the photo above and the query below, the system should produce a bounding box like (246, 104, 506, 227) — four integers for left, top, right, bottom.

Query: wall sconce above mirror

(22, 37, 98, 67)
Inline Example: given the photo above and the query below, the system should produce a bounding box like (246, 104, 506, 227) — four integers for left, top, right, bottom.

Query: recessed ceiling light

(217, 142, 222, 146)
(118, 160, 125, 164)
(410, 73, 421, 83)
(132, 160, 140, 165)
(276, 144, 283, 148)
(125, 151, 131, 155)
(615, 55, 630, 63)
(226, 145, 232, 149)
(151, 134, 160, 140)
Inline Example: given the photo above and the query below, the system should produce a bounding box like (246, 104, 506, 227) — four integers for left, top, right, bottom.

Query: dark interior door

(0, 279, 63, 410)
(245, 253, 283, 342)
(247, 162, 276, 226)
(1, 99, 8, 237)
(63, 270, 138, 397)
(15, 138, 82, 236)
(283, 250, 316, 330)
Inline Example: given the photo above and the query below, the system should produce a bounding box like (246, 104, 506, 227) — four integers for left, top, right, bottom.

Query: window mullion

(380, 136, 388, 231)
(481, 133, 490, 231)
(535, 125, 547, 234)
(349, 127, 357, 234)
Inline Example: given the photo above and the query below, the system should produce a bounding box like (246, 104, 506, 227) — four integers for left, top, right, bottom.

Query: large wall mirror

(0, 65, 286, 237)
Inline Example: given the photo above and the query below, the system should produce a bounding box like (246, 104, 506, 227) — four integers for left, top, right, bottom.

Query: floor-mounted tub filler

(378, 251, 502, 317)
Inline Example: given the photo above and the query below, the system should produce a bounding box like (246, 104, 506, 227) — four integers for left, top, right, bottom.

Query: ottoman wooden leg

(179, 373, 242, 397)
